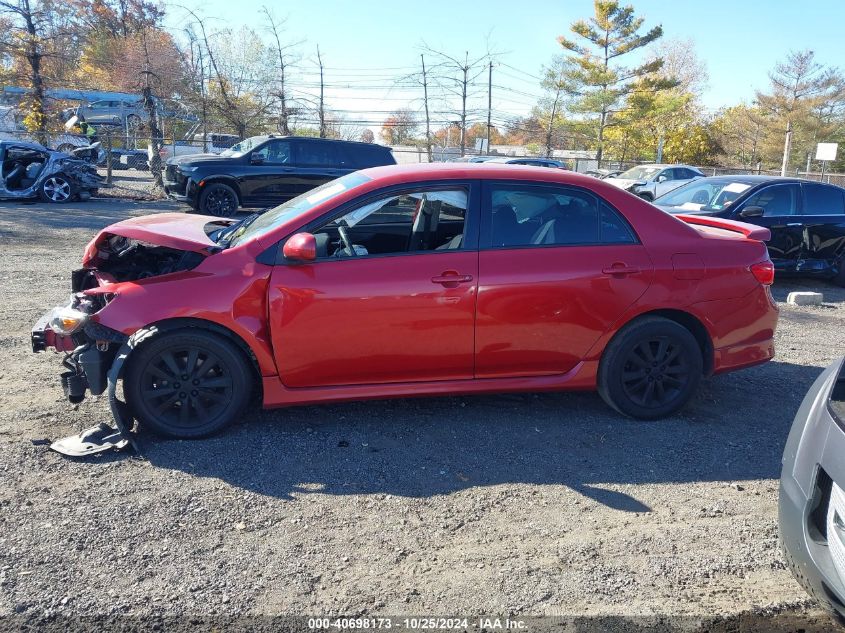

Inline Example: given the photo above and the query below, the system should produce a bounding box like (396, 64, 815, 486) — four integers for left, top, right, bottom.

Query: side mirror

(250, 153, 264, 165)
(283, 233, 317, 262)
(739, 206, 764, 219)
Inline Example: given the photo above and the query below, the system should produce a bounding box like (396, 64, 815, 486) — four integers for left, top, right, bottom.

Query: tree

(380, 108, 418, 145)
(0, 0, 53, 140)
(757, 50, 840, 175)
(421, 44, 489, 156)
(556, 0, 675, 166)
(539, 57, 571, 156)
(360, 128, 374, 143)
(262, 7, 301, 136)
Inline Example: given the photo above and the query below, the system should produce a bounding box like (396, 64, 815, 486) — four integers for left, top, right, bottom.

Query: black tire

(198, 182, 239, 217)
(39, 174, 76, 203)
(597, 316, 703, 420)
(124, 329, 252, 438)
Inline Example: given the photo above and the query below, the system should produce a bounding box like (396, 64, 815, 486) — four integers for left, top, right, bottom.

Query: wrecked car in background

(0, 140, 102, 203)
(604, 164, 704, 201)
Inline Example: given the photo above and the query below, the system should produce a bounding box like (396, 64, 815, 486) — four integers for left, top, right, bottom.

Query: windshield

(655, 178, 754, 210)
(219, 136, 267, 158)
(229, 172, 372, 247)
(618, 166, 661, 180)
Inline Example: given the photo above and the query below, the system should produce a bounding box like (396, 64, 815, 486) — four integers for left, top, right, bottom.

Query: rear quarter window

(803, 183, 845, 215)
(350, 144, 396, 168)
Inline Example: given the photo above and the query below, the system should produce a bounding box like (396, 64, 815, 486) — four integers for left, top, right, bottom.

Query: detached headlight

(49, 307, 89, 335)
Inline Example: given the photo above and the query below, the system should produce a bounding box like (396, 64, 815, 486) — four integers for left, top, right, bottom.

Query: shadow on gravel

(139, 359, 824, 510)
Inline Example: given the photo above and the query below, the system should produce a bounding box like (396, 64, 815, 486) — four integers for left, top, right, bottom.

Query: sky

(164, 0, 845, 134)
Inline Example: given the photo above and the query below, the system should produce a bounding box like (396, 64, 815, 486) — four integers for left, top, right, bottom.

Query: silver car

(780, 357, 845, 624)
(604, 164, 704, 201)
(75, 100, 148, 128)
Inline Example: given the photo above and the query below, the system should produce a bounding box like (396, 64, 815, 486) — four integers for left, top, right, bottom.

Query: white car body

(149, 133, 240, 163)
(605, 164, 704, 200)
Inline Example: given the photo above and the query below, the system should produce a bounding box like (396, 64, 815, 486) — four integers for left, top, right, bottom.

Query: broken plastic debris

(49, 422, 129, 457)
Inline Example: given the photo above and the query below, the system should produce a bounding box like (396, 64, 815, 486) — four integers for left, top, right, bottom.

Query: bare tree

(140, 29, 164, 189)
(316, 45, 325, 138)
(421, 44, 489, 156)
(262, 7, 302, 136)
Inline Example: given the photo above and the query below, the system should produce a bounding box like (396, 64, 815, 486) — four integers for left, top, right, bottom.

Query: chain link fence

(2, 128, 843, 201)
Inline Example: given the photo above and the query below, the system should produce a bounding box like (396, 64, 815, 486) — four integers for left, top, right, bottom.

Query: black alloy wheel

(598, 316, 702, 420)
(125, 330, 251, 438)
(620, 337, 690, 408)
(200, 183, 239, 217)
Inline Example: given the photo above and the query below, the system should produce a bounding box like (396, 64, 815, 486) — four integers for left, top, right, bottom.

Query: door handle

(602, 263, 640, 276)
(431, 271, 474, 286)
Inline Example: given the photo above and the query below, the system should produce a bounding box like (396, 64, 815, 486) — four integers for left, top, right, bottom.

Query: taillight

(750, 261, 775, 285)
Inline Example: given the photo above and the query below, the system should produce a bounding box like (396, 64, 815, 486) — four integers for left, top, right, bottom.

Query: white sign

(816, 143, 838, 162)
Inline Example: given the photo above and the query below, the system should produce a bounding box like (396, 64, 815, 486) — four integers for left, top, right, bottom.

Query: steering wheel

(337, 225, 357, 257)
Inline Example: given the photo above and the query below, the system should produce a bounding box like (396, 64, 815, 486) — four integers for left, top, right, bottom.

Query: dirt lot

(0, 197, 843, 631)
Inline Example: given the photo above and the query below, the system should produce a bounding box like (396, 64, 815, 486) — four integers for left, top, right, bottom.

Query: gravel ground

(96, 168, 162, 201)
(0, 198, 843, 631)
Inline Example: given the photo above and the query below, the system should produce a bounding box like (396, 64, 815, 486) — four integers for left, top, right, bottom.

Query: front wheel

(39, 174, 75, 203)
(598, 316, 703, 420)
(198, 182, 239, 217)
(124, 329, 252, 438)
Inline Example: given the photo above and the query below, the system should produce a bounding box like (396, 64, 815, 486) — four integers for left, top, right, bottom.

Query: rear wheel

(598, 316, 702, 419)
(125, 329, 252, 438)
(198, 182, 239, 217)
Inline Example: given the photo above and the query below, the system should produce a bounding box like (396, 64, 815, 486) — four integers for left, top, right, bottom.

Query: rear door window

(741, 183, 801, 216)
(486, 184, 636, 248)
(296, 142, 352, 168)
(803, 183, 845, 215)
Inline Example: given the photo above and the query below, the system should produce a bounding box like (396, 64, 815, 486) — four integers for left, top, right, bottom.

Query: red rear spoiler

(675, 214, 771, 242)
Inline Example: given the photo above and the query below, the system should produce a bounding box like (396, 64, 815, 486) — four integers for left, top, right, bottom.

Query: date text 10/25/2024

(308, 617, 528, 630)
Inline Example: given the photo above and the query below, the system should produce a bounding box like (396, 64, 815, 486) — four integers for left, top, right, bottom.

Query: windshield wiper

(215, 213, 261, 248)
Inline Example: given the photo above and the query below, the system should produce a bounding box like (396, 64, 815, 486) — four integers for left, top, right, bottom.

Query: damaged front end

(32, 223, 214, 456)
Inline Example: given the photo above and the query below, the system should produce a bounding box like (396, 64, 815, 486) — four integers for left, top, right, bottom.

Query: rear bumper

(779, 357, 845, 619)
(694, 284, 778, 375)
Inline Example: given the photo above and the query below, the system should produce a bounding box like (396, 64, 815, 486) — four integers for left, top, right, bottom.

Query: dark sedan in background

(655, 175, 845, 285)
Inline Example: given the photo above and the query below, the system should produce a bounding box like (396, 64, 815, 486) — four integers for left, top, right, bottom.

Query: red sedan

(33, 163, 778, 439)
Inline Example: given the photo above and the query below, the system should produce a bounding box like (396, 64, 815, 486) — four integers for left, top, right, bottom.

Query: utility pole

(780, 118, 792, 176)
(460, 53, 468, 156)
(486, 61, 492, 155)
(421, 54, 432, 162)
(317, 45, 325, 138)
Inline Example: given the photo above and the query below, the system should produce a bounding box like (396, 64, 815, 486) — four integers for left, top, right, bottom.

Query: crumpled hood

(604, 178, 643, 190)
(82, 213, 225, 265)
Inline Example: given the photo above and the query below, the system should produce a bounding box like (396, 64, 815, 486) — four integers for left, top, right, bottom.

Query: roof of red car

(361, 161, 599, 186)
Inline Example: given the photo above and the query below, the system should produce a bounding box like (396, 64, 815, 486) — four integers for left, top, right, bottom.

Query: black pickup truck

(164, 135, 396, 216)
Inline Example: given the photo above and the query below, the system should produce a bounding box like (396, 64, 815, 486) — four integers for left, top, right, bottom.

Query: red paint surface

(73, 163, 777, 408)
